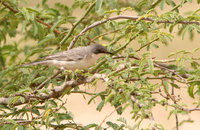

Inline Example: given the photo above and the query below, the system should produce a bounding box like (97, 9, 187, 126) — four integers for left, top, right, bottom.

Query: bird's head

(90, 44, 113, 55)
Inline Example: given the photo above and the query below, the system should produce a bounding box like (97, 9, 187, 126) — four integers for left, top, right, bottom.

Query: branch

(0, 74, 106, 106)
(33, 69, 62, 94)
(136, 37, 159, 52)
(69, 15, 200, 49)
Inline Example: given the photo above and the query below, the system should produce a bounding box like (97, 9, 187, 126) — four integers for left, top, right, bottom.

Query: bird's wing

(44, 48, 88, 61)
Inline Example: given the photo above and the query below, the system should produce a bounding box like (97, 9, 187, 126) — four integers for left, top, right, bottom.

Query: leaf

(44, 109, 52, 119)
(20, 8, 30, 21)
(148, 58, 154, 73)
(86, 123, 98, 128)
(38, 34, 55, 45)
(53, 113, 60, 125)
(57, 113, 73, 120)
(96, 100, 105, 111)
(117, 117, 127, 124)
(188, 84, 195, 98)
(160, 0, 165, 10)
(49, 100, 57, 107)
(190, 24, 200, 33)
(186, 0, 192, 3)
(20, 97, 25, 103)
(50, 18, 65, 32)
(18, 125, 27, 130)
(182, 26, 188, 40)
(32, 76, 46, 84)
(170, 83, 180, 89)
(106, 121, 119, 129)
(88, 91, 105, 104)
(114, 102, 122, 115)
(95, 0, 103, 11)
(32, 109, 40, 116)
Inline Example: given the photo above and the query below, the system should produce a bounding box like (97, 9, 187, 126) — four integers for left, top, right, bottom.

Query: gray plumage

(22, 44, 113, 70)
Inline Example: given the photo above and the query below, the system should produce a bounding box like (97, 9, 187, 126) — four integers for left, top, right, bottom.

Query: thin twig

(33, 69, 62, 94)
(58, 2, 96, 47)
(98, 103, 128, 129)
(86, 29, 120, 45)
(136, 37, 159, 52)
(69, 15, 200, 49)
(162, 80, 176, 102)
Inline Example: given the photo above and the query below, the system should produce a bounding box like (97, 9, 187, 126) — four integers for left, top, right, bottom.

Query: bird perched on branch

(22, 44, 113, 70)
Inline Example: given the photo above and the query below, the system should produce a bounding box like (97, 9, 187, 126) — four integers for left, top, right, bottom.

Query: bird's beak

(105, 51, 114, 55)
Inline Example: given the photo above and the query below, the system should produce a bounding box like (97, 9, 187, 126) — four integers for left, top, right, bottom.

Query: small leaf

(32, 109, 40, 116)
(160, 0, 165, 10)
(20, 97, 25, 103)
(95, 0, 103, 11)
(50, 18, 65, 32)
(188, 84, 195, 98)
(171, 83, 180, 89)
(148, 58, 154, 73)
(86, 123, 98, 128)
(96, 100, 105, 111)
(38, 34, 55, 45)
(106, 121, 119, 129)
(88, 91, 105, 104)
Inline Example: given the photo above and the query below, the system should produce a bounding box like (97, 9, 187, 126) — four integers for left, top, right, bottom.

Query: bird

(22, 44, 113, 70)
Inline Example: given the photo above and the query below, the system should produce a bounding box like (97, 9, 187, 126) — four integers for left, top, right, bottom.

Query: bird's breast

(50, 53, 104, 71)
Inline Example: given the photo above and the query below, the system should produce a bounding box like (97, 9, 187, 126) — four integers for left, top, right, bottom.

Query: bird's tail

(21, 60, 49, 67)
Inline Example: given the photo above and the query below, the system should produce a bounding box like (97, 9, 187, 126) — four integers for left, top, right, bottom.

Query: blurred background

(13, 0, 200, 129)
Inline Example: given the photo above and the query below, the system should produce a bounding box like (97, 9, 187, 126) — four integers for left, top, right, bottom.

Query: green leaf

(49, 100, 57, 107)
(20, 8, 30, 21)
(32, 76, 46, 84)
(182, 26, 188, 40)
(160, 0, 165, 10)
(18, 125, 27, 130)
(88, 91, 105, 104)
(186, 0, 192, 3)
(38, 34, 55, 45)
(50, 18, 65, 32)
(95, 0, 103, 11)
(170, 83, 180, 89)
(20, 97, 25, 103)
(96, 100, 105, 111)
(190, 24, 200, 33)
(86, 123, 98, 128)
(106, 121, 119, 129)
(188, 84, 195, 98)
(148, 58, 154, 73)
(32, 109, 40, 116)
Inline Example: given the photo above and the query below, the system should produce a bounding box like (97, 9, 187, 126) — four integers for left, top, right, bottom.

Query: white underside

(47, 54, 104, 70)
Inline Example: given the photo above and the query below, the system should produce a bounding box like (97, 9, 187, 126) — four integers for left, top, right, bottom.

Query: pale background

(14, 0, 200, 129)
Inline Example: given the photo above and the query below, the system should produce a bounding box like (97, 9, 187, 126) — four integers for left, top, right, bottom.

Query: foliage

(0, 0, 200, 129)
